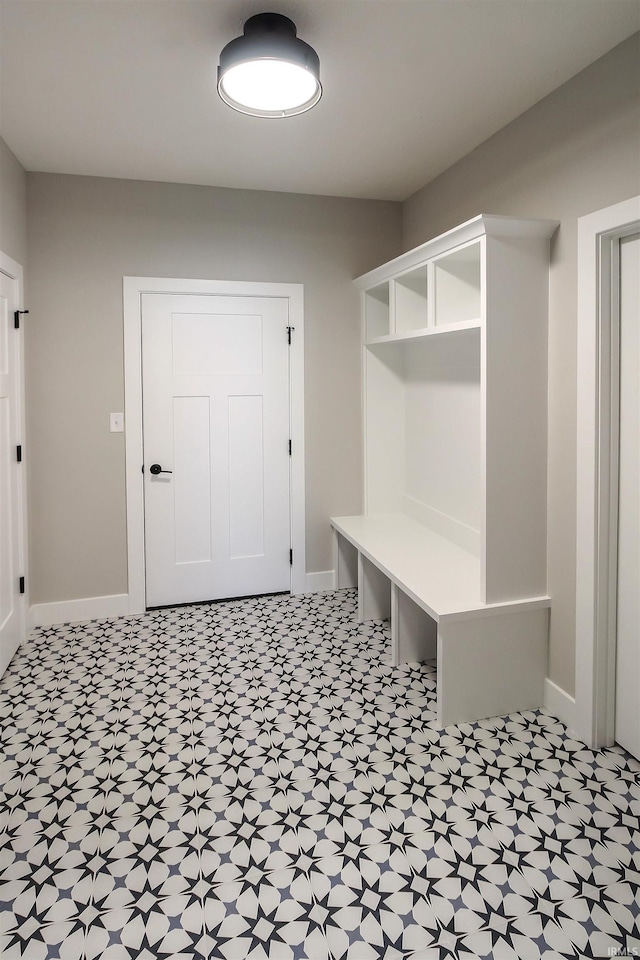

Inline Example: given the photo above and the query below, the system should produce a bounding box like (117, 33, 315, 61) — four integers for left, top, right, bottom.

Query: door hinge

(14, 310, 29, 329)
(289, 548, 293, 566)
(287, 326, 294, 345)
(19, 576, 25, 595)
(16, 445, 22, 463)
(288, 439, 292, 455)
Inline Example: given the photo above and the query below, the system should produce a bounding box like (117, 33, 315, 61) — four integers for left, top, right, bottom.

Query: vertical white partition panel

(358, 554, 391, 623)
(392, 586, 437, 666)
(332, 528, 358, 589)
(437, 608, 549, 727)
(483, 235, 550, 603)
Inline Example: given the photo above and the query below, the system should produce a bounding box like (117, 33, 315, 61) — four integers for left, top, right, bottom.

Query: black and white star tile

(1, 589, 639, 959)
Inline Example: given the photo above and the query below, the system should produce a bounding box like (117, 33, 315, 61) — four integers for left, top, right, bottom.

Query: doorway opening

(575, 196, 640, 754)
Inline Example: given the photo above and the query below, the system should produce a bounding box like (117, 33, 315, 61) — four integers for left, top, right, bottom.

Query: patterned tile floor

(0, 589, 638, 960)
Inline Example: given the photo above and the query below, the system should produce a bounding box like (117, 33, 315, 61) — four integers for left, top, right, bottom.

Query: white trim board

(575, 195, 640, 748)
(30, 594, 130, 628)
(304, 570, 335, 593)
(0, 251, 28, 656)
(29, 575, 337, 629)
(543, 678, 576, 733)
(123, 277, 306, 614)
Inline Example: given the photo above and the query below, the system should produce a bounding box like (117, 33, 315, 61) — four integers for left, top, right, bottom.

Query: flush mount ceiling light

(217, 13, 322, 118)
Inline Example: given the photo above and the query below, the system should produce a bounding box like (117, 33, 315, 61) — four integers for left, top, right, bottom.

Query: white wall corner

(304, 570, 336, 594)
(30, 594, 131, 628)
(543, 676, 576, 733)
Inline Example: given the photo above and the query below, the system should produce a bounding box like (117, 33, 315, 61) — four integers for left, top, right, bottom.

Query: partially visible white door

(615, 233, 640, 759)
(142, 293, 291, 607)
(0, 268, 26, 675)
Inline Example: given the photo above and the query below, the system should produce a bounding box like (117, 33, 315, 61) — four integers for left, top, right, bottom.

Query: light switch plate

(110, 412, 124, 433)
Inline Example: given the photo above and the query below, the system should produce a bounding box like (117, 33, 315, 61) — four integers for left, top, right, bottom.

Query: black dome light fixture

(217, 13, 322, 118)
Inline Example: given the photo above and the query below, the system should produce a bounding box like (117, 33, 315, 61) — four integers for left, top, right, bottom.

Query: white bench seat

(330, 513, 550, 727)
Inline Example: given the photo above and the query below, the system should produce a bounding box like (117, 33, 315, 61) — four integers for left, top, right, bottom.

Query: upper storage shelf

(364, 283, 390, 340)
(395, 264, 428, 334)
(359, 214, 557, 344)
(433, 240, 481, 327)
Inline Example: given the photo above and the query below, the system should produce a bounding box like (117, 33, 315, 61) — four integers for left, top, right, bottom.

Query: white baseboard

(30, 594, 130, 628)
(304, 570, 336, 593)
(30, 579, 343, 624)
(543, 677, 576, 731)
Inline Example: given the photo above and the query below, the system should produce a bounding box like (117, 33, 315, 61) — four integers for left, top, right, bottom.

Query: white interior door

(615, 233, 640, 759)
(0, 269, 26, 675)
(142, 293, 291, 607)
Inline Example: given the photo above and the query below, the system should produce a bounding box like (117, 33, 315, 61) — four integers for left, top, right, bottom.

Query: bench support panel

(358, 554, 391, 624)
(437, 608, 549, 727)
(392, 585, 437, 665)
(332, 527, 358, 589)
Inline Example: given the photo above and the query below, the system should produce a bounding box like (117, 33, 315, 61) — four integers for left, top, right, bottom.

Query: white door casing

(0, 255, 27, 676)
(124, 278, 305, 613)
(576, 196, 640, 749)
(142, 293, 292, 607)
(614, 233, 640, 759)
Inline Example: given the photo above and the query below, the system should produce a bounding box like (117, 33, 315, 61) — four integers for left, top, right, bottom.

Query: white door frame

(0, 250, 27, 645)
(123, 277, 306, 613)
(575, 195, 640, 748)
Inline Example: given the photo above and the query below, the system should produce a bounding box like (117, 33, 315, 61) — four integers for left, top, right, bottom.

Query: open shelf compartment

(394, 265, 428, 335)
(433, 239, 482, 327)
(364, 283, 390, 340)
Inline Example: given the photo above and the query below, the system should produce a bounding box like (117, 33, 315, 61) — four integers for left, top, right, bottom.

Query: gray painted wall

(402, 34, 640, 698)
(0, 136, 27, 268)
(25, 174, 402, 603)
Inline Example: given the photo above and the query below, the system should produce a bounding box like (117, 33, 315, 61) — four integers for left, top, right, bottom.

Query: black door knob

(149, 463, 173, 475)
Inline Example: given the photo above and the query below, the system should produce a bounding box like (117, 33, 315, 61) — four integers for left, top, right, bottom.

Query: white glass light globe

(219, 59, 321, 116)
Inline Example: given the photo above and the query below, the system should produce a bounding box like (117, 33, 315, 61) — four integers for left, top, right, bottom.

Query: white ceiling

(1, 0, 638, 202)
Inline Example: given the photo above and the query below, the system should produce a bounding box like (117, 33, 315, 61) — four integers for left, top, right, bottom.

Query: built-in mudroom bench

(331, 213, 559, 728)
